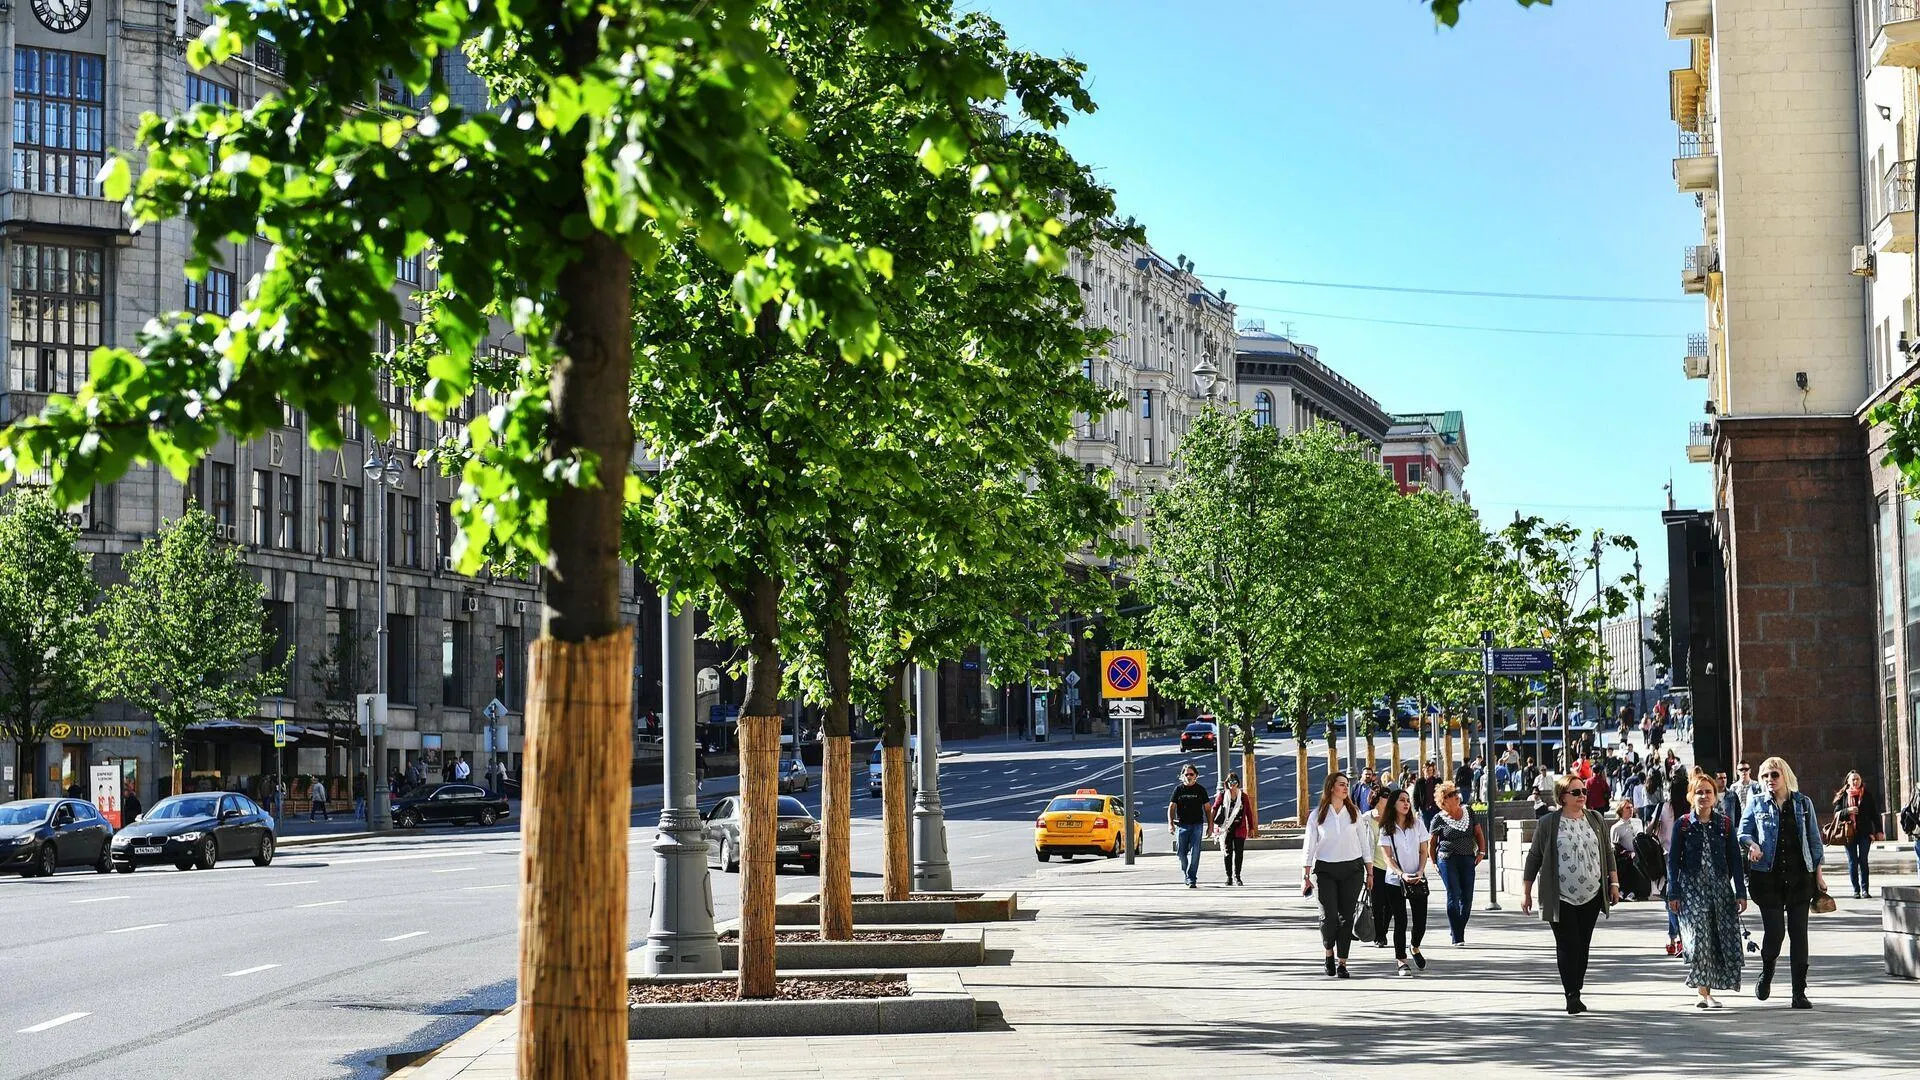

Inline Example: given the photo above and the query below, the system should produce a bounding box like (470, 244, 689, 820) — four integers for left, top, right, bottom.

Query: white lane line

(462, 884, 514, 891)
(17, 1012, 89, 1034)
(325, 850, 514, 866)
(105, 923, 167, 935)
(297, 900, 347, 909)
(262, 879, 320, 888)
(430, 867, 476, 874)
(382, 931, 429, 942)
(69, 895, 130, 904)
(222, 964, 281, 978)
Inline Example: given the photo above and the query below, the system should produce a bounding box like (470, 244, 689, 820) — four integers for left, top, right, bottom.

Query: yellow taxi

(1034, 788, 1144, 862)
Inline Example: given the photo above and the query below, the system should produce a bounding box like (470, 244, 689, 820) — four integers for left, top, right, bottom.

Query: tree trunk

(1441, 715, 1454, 777)
(818, 567, 854, 942)
(1240, 741, 1258, 828)
(518, 188, 634, 1077)
(15, 738, 36, 798)
(732, 575, 784, 1000)
(1324, 726, 1340, 778)
(881, 663, 911, 901)
(1365, 732, 1376, 774)
(1293, 729, 1310, 826)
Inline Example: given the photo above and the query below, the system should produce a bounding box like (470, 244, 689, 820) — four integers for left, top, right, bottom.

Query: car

(1034, 789, 1143, 862)
(702, 795, 819, 874)
(777, 757, 811, 794)
(391, 783, 511, 829)
(866, 738, 920, 798)
(1179, 721, 1217, 752)
(0, 798, 114, 877)
(111, 792, 276, 872)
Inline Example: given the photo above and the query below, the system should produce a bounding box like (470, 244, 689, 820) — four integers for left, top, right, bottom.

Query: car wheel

(253, 834, 275, 867)
(478, 809, 499, 827)
(195, 836, 218, 871)
(175, 860, 194, 872)
(396, 811, 420, 829)
(1036, 850, 1050, 863)
(722, 838, 739, 874)
(95, 846, 113, 874)
(115, 862, 136, 874)
(35, 844, 57, 878)
(1106, 839, 1122, 858)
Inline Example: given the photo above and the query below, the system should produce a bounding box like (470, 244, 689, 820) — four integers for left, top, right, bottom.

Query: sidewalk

(394, 851, 1920, 1079)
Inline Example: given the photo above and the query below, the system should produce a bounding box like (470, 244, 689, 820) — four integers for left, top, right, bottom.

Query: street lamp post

(363, 440, 405, 833)
(1589, 535, 1603, 757)
(911, 664, 952, 891)
(643, 588, 719, 972)
(1632, 552, 1648, 724)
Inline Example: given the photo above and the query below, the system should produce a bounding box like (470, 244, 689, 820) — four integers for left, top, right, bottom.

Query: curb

(278, 831, 378, 847)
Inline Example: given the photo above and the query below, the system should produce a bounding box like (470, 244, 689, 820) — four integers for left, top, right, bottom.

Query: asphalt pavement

(0, 728, 1409, 1080)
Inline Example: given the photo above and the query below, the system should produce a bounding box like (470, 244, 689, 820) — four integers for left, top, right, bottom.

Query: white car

(867, 737, 920, 798)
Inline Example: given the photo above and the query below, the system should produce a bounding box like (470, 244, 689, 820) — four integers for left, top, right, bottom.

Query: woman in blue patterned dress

(1667, 772, 1747, 1008)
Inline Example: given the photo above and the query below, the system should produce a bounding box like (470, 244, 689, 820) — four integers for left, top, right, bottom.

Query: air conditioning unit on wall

(514, 599, 529, 615)
(1851, 244, 1875, 278)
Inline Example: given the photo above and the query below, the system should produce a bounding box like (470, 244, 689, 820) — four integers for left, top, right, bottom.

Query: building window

(387, 614, 415, 705)
(318, 481, 337, 558)
(11, 48, 106, 196)
(402, 495, 421, 568)
(342, 486, 362, 561)
(278, 396, 301, 429)
(211, 463, 237, 537)
(263, 600, 294, 674)
(276, 472, 300, 551)
(323, 607, 358, 696)
(252, 470, 272, 546)
(443, 620, 469, 708)
(186, 73, 237, 109)
(185, 268, 235, 317)
(395, 253, 421, 285)
(1139, 389, 1152, 419)
(8, 242, 104, 394)
(437, 501, 454, 565)
(1407, 462, 1423, 485)
(1253, 391, 1274, 429)
(377, 369, 418, 452)
(497, 624, 524, 710)
(339, 407, 363, 443)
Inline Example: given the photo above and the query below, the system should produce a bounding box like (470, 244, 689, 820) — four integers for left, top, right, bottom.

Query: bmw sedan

(111, 792, 276, 872)
(0, 798, 114, 877)
(702, 795, 819, 874)
(391, 784, 510, 829)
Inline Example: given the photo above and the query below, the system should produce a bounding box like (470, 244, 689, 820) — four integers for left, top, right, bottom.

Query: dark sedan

(111, 792, 275, 872)
(1179, 721, 1217, 753)
(391, 784, 510, 829)
(702, 795, 819, 874)
(0, 798, 113, 877)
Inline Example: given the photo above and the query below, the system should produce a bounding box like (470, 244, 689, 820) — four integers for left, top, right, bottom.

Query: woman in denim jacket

(1736, 756, 1827, 1009)
(1667, 773, 1747, 1008)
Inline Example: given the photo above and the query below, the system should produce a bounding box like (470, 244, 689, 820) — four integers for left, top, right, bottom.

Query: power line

(1233, 302, 1684, 341)
(1209, 272, 1694, 306)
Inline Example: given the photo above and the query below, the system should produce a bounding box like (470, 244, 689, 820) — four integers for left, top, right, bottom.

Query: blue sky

(977, 0, 1705, 592)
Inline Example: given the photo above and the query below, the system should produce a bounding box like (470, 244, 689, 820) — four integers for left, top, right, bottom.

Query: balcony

(1872, 0, 1920, 68)
(1666, 0, 1711, 38)
(1683, 333, 1709, 380)
(1687, 422, 1714, 464)
(1681, 245, 1717, 294)
(1670, 66, 1704, 129)
(1673, 123, 1717, 193)
(1874, 159, 1916, 254)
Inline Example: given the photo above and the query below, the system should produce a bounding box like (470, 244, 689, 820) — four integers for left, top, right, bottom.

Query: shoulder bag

(1822, 810, 1854, 846)
(1353, 885, 1376, 941)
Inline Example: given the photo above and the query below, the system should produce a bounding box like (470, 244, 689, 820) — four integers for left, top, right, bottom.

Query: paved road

(0, 730, 1409, 1079)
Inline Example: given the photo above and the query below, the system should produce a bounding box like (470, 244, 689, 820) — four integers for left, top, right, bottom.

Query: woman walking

(1212, 773, 1255, 886)
(1366, 785, 1392, 947)
(1377, 788, 1432, 976)
(1430, 782, 1484, 945)
(1667, 773, 1747, 1008)
(1738, 756, 1827, 1009)
(1830, 771, 1883, 899)
(1521, 775, 1620, 1014)
(1612, 799, 1652, 901)
(1302, 772, 1371, 978)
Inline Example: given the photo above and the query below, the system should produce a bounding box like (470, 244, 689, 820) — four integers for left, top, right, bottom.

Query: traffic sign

(1063, 671, 1081, 688)
(1107, 699, 1145, 720)
(483, 698, 508, 722)
(1486, 648, 1554, 676)
(273, 719, 288, 748)
(1100, 650, 1148, 699)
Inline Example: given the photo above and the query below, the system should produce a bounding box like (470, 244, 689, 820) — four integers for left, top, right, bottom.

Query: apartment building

(1232, 323, 1392, 453)
(1383, 411, 1470, 498)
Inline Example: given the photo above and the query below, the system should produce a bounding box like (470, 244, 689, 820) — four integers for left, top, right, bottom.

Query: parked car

(1179, 721, 1217, 753)
(391, 784, 511, 829)
(0, 798, 114, 877)
(777, 757, 811, 794)
(702, 795, 819, 874)
(866, 738, 920, 798)
(111, 792, 275, 872)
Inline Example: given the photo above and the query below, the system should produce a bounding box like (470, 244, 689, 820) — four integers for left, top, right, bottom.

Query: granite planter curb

(711, 924, 986, 969)
(627, 970, 976, 1039)
(774, 890, 1019, 925)
(1885, 884, 1920, 980)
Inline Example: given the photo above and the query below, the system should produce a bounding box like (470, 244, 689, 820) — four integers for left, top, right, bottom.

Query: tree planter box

(1203, 829, 1302, 852)
(713, 924, 986, 969)
(1885, 885, 1920, 980)
(627, 970, 975, 1039)
(775, 891, 1018, 925)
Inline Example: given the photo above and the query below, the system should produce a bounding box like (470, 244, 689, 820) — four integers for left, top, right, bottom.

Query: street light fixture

(1191, 358, 1221, 402)
(362, 439, 406, 832)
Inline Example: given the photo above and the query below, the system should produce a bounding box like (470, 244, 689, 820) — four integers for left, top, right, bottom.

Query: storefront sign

(46, 722, 149, 741)
(90, 765, 121, 829)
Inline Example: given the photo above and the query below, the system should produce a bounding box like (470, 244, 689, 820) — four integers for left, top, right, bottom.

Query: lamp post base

(641, 807, 720, 974)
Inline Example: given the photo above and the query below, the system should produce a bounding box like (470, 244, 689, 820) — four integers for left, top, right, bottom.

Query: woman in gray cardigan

(1521, 774, 1621, 1015)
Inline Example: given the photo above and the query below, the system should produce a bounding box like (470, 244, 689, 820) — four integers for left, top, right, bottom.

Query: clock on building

(31, 0, 91, 33)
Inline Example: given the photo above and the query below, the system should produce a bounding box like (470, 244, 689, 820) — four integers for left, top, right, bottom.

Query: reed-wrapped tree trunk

(1365, 733, 1377, 774)
(730, 573, 785, 1000)
(1324, 725, 1340, 778)
(1294, 735, 1311, 826)
(881, 663, 911, 901)
(1240, 736, 1259, 826)
(818, 567, 854, 941)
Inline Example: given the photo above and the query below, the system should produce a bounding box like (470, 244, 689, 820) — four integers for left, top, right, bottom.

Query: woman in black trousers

(1739, 756, 1828, 1007)
(1522, 775, 1620, 1014)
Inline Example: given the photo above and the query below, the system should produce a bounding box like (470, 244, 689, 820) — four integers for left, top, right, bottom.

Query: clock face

(31, 0, 90, 33)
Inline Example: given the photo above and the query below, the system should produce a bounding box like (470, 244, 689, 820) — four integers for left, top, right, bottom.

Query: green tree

(0, 488, 100, 799)
(1647, 587, 1672, 683)
(96, 509, 284, 795)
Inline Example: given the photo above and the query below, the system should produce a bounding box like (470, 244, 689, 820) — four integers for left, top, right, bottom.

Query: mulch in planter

(717, 930, 942, 943)
(629, 974, 909, 1004)
(847, 892, 984, 901)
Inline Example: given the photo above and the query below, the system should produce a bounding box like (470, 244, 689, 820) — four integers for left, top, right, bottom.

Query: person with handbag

(1829, 771, 1883, 899)
(1301, 772, 1370, 979)
(1737, 756, 1828, 1009)
(1366, 785, 1393, 948)
(1430, 782, 1484, 944)
(1902, 782, 1920, 876)
(1521, 774, 1621, 1015)
(1667, 773, 1747, 1008)
(1210, 773, 1255, 886)
(1376, 787, 1432, 976)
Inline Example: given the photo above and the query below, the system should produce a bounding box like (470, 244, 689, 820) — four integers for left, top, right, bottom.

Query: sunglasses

(1566, 789, 1587, 797)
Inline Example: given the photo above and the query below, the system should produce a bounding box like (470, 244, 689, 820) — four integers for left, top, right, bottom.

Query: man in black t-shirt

(1167, 764, 1213, 889)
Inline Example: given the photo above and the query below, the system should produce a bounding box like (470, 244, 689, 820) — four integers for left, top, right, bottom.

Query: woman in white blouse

(1302, 772, 1372, 978)
(1377, 788, 1432, 976)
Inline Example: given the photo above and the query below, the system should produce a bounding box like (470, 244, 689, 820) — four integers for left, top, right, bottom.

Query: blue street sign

(1487, 648, 1554, 676)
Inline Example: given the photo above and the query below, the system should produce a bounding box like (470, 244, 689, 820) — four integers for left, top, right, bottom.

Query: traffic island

(775, 890, 1019, 925)
(713, 924, 987, 969)
(626, 970, 976, 1039)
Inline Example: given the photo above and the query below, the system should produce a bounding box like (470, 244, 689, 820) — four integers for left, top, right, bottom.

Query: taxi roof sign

(1075, 788, 1098, 795)
(1100, 650, 1148, 699)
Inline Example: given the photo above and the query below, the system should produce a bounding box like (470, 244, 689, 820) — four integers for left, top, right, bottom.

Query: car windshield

(0, 803, 51, 825)
(1045, 797, 1103, 813)
(776, 796, 811, 818)
(148, 796, 221, 820)
(1186, 723, 1211, 732)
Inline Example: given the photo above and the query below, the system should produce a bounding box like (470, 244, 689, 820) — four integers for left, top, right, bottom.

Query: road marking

(382, 931, 429, 942)
(18, 1012, 89, 1034)
(69, 895, 129, 904)
(431, 867, 476, 874)
(105, 923, 167, 934)
(325, 850, 513, 866)
(297, 900, 347, 908)
(462, 883, 514, 891)
(222, 964, 281, 978)
(262, 879, 320, 887)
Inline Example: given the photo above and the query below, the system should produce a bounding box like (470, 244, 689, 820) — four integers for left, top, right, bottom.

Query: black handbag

(1353, 887, 1376, 941)
(1405, 877, 1430, 901)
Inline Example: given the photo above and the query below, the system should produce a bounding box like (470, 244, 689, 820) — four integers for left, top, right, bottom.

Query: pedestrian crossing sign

(1101, 650, 1148, 699)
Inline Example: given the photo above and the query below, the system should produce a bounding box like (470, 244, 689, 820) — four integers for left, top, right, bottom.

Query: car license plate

(776, 844, 800, 854)
(1058, 819, 1082, 829)
(134, 846, 162, 855)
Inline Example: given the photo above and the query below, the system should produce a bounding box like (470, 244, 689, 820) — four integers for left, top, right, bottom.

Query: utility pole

(1633, 551, 1648, 723)
(363, 441, 403, 833)
(911, 664, 952, 891)
(1480, 629, 1500, 911)
(1121, 703, 1137, 865)
(642, 588, 719, 973)
(1589, 534, 1604, 761)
